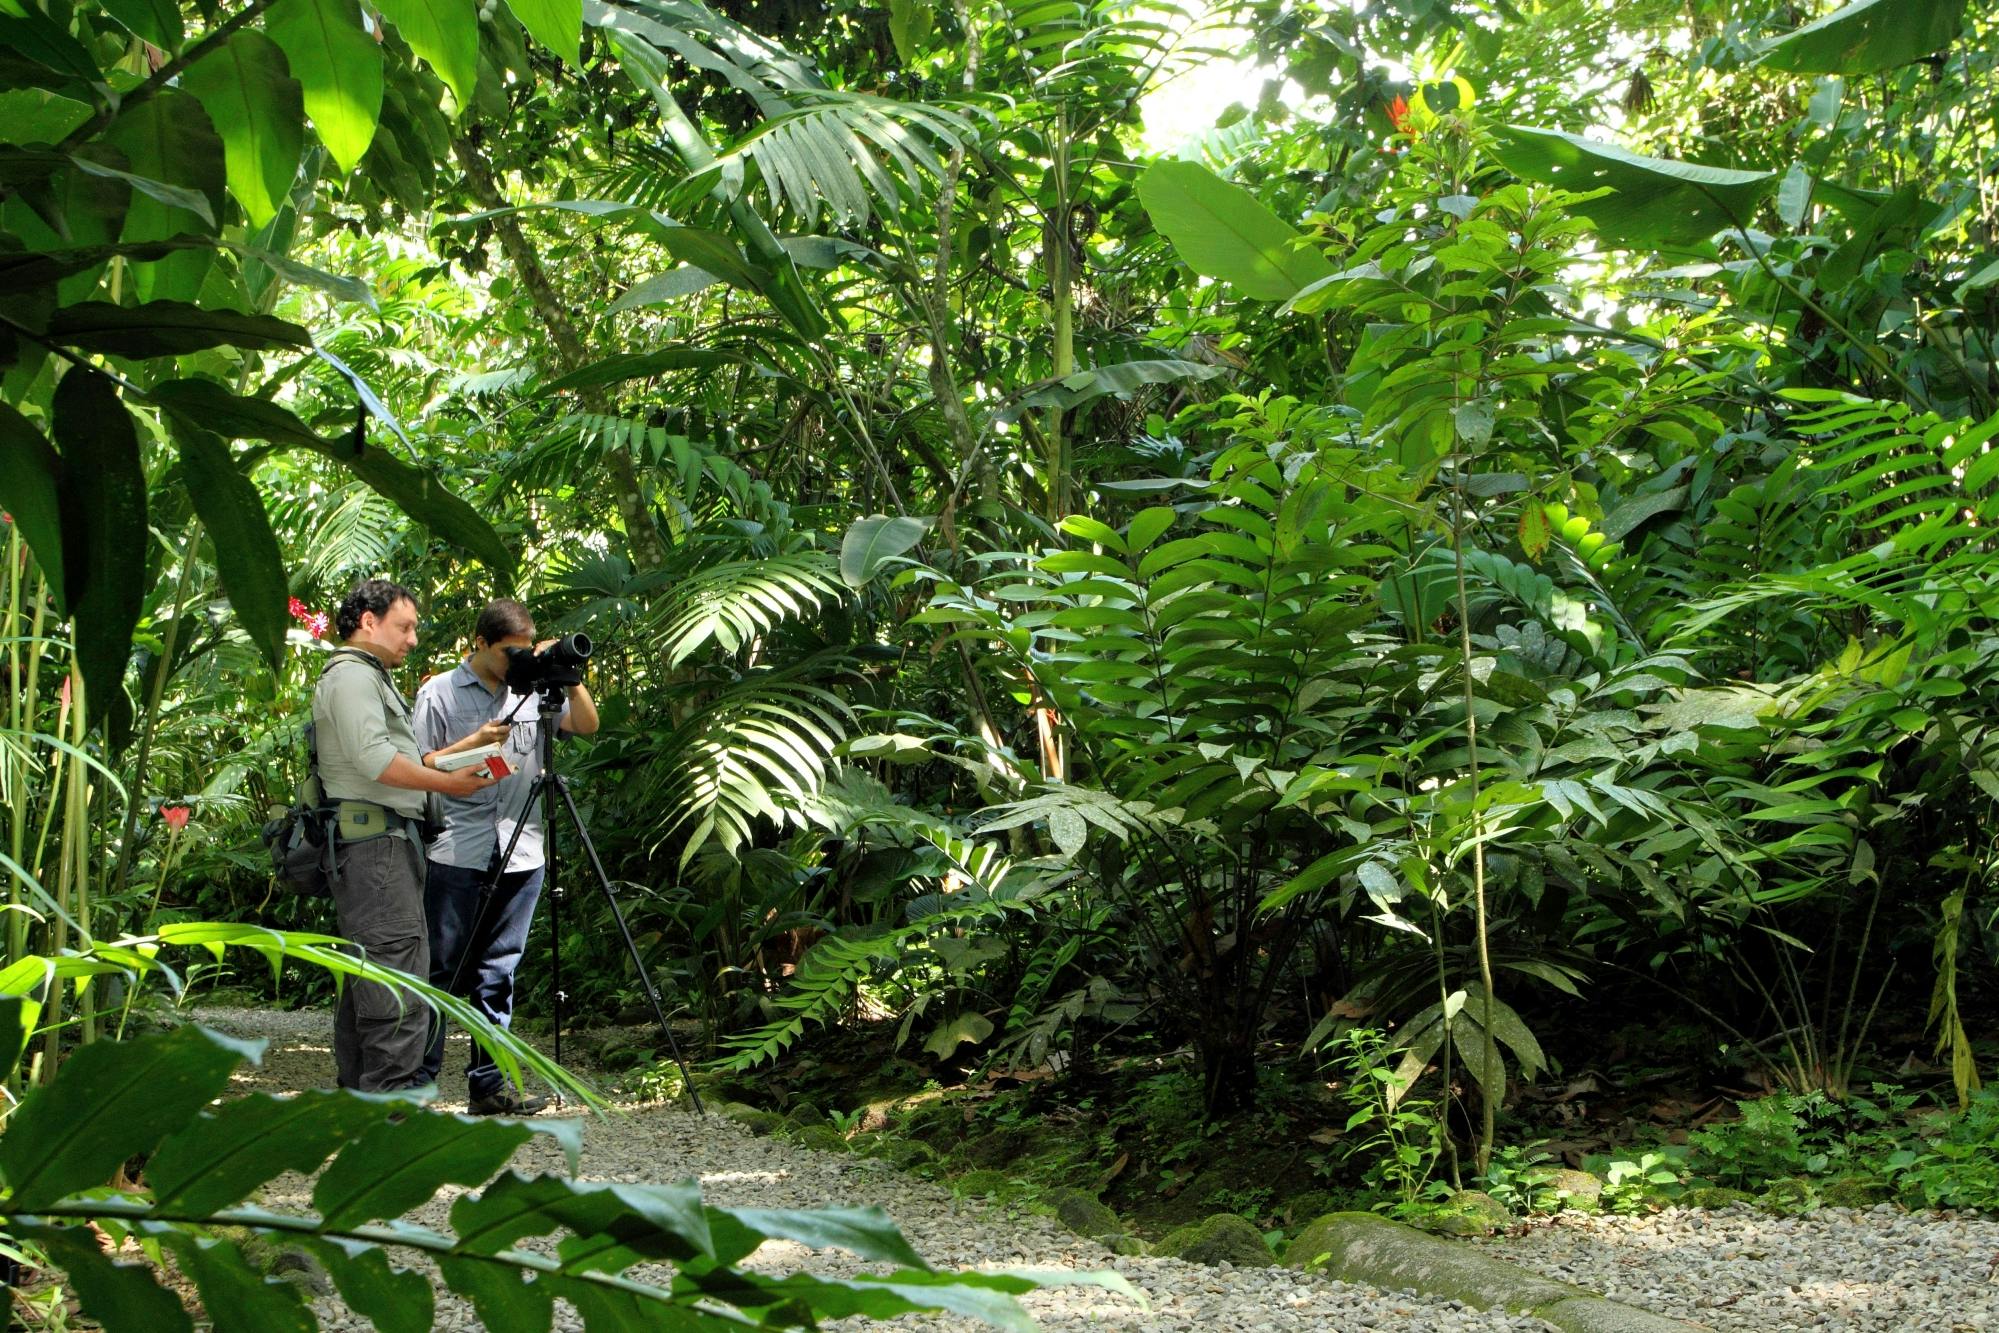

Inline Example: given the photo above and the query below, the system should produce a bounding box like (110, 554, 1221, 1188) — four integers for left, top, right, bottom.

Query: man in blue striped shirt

(412, 598, 598, 1114)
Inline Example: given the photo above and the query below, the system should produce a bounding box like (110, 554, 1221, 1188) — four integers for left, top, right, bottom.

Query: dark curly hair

(335, 578, 417, 640)
(473, 598, 534, 646)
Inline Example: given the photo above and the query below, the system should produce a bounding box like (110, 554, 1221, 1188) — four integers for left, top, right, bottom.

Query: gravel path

(1477, 1206, 1999, 1332)
(191, 1006, 1999, 1331)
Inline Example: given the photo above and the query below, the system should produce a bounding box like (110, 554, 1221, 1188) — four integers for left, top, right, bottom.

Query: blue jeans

(418, 859, 544, 1101)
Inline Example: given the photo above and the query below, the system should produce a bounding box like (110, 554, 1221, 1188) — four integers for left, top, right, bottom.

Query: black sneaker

(467, 1089, 549, 1117)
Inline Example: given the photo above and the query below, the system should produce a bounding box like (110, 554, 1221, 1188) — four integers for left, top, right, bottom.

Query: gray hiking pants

(331, 831, 432, 1092)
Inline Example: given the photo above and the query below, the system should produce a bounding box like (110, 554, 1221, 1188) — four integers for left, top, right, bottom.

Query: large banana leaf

(1491, 125, 1776, 248)
(1138, 159, 1335, 301)
(1757, 0, 1966, 75)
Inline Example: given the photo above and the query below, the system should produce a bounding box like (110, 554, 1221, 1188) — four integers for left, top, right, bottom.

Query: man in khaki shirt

(312, 578, 502, 1092)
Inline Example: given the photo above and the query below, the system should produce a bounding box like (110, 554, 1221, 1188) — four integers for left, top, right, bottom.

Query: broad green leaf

(266, 0, 384, 173)
(1758, 0, 1966, 75)
(1491, 124, 1776, 248)
(1137, 159, 1335, 301)
(2, 145, 130, 301)
(608, 264, 724, 310)
(373, 0, 480, 112)
(45, 299, 311, 358)
(149, 376, 329, 448)
(100, 93, 225, 302)
(173, 424, 292, 673)
(711, 1204, 930, 1269)
(219, 240, 376, 307)
(67, 155, 213, 228)
(1125, 507, 1176, 553)
(179, 31, 305, 230)
(313, 1112, 537, 1229)
(888, 0, 933, 66)
(0, 401, 65, 607)
(840, 514, 933, 588)
(8, 1224, 191, 1333)
(450, 1172, 712, 1262)
(436, 1252, 554, 1329)
(291, 1237, 434, 1333)
(999, 359, 1228, 421)
(538, 347, 733, 393)
(98, 0, 183, 49)
(0, 1024, 263, 1209)
(921, 1010, 993, 1059)
(0, 8, 102, 99)
(148, 1087, 413, 1216)
(505, 0, 583, 64)
(309, 434, 517, 582)
(52, 370, 148, 726)
(0, 993, 34, 1083)
(151, 1231, 314, 1333)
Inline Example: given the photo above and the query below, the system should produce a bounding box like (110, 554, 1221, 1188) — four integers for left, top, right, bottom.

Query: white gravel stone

(1474, 1205, 1999, 1333)
(189, 1007, 1999, 1331)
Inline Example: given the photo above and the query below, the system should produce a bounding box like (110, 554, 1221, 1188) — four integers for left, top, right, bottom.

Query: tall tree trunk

(451, 134, 670, 574)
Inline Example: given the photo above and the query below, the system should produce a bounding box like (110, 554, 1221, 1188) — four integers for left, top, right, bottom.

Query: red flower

(290, 597, 329, 638)
(161, 805, 191, 832)
(1387, 94, 1412, 134)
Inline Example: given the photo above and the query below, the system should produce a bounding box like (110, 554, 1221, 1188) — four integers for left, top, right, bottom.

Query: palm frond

(713, 94, 975, 228)
(268, 483, 406, 588)
(648, 550, 844, 665)
(657, 677, 854, 864)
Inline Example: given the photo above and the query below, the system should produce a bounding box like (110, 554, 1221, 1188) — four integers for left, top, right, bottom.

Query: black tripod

(442, 686, 703, 1114)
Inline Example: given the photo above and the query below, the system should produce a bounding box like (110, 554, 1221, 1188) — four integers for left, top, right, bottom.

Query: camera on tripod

(504, 632, 591, 694)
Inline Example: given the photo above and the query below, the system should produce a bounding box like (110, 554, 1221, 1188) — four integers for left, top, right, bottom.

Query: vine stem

(109, 522, 203, 903)
(1450, 471, 1498, 1176)
(56, 0, 279, 155)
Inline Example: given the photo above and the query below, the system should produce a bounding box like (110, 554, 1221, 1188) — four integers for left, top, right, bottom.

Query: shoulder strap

(319, 645, 412, 720)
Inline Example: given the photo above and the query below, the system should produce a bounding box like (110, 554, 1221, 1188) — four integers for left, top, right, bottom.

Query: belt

(335, 799, 424, 842)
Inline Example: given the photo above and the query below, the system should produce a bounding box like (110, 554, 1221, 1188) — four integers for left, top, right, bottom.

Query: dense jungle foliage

(4, 0, 1999, 1321)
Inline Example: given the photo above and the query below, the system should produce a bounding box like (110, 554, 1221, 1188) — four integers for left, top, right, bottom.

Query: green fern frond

(650, 551, 844, 664)
(658, 678, 853, 864)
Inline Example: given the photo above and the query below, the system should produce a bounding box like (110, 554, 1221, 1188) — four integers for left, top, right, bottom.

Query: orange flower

(1387, 94, 1412, 134)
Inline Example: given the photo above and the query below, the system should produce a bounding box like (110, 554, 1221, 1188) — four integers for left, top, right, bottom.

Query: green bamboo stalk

(110, 521, 202, 903)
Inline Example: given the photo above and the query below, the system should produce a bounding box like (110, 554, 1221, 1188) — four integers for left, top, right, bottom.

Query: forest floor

(192, 1006, 1999, 1332)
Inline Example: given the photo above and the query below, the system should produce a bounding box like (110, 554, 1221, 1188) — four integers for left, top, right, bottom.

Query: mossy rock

(895, 1098, 968, 1146)
(1543, 1169, 1604, 1214)
(956, 1125, 1030, 1169)
(593, 1032, 651, 1072)
(1046, 1187, 1122, 1240)
(1107, 1234, 1148, 1256)
(789, 1124, 851, 1154)
(1431, 1189, 1512, 1236)
(1758, 1178, 1817, 1215)
(952, 1169, 1013, 1198)
(1154, 1213, 1277, 1268)
(1819, 1176, 1892, 1208)
(715, 1102, 786, 1135)
(860, 1137, 935, 1172)
(1681, 1186, 1757, 1210)
(784, 1100, 825, 1126)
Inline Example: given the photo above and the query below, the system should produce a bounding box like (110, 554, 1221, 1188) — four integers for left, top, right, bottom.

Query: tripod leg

(549, 775, 705, 1115)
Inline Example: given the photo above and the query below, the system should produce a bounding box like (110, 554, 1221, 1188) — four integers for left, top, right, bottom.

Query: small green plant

(828, 1105, 868, 1135)
(1595, 1148, 1687, 1214)
(1322, 1027, 1444, 1206)
(1475, 1143, 1561, 1215)
(1884, 1089, 1999, 1210)
(625, 1055, 685, 1103)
